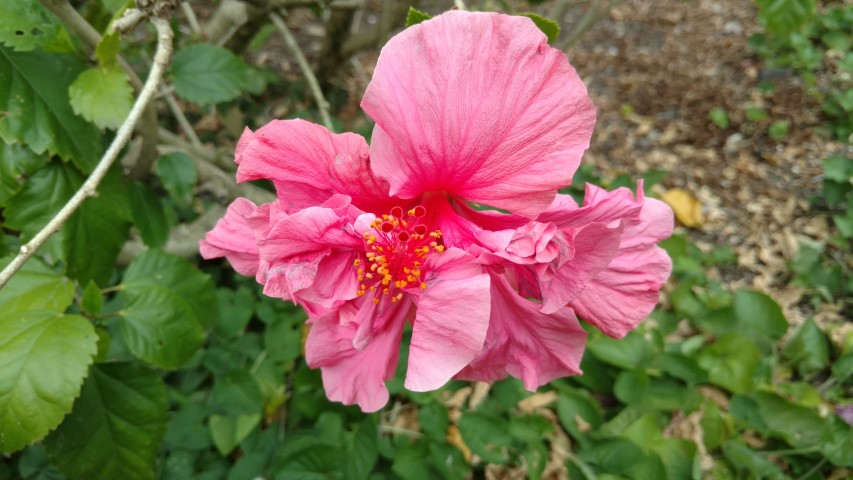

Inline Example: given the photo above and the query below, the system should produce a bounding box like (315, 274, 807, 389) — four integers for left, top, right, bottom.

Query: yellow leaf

(661, 188, 704, 228)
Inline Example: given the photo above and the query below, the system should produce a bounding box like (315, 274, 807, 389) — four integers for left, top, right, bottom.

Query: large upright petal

(362, 11, 596, 218)
(405, 249, 491, 391)
(199, 198, 260, 276)
(456, 274, 587, 390)
(235, 119, 398, 213)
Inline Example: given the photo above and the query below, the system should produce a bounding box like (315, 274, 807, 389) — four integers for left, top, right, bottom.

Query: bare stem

(0, 17, 175, 289)
(270, 12, 335, 131)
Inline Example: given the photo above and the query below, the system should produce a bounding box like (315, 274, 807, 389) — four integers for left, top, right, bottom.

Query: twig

(270, 12, 335, 131)
(164, 92, 204, 149)
(37, 0, 161, 180)
(378, 425, 423, 438)
(0, 16, 175, 289)
(180, 1, 203, 36)
(560, 0, 622, 51)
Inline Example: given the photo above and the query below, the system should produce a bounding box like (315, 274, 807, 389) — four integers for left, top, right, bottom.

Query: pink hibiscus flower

(200, 11, 673, 412)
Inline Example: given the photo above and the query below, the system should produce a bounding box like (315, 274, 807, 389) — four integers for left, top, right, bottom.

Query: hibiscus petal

(541, 222, 622, 313)
(235, 119, 397, 213)
(306, 298, 411, 412)
(255, 202, 362, 263)
(570, 196, 673, 337)
(405, 248, 491, 391)
(456, 274, 587, 390)
(362, 11, 595, 218)
(199, 198, 260, 276)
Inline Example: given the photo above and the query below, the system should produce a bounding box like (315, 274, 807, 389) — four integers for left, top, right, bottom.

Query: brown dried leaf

(661, 188, 705, 228)
(518, 391, 558, 413)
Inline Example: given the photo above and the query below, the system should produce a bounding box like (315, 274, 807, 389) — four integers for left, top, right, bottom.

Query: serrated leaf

(155, 152, 197, 207)
(0, 311, 97, 453)
(0, 143, 48, 205)
(519, 13, 560, 43)
(0, 46, 101, 172)
(119, 287, 204, 369)
(757, 0, 816, 35)
(63, 168, 131, 286)
(0, 256, 73, 313)
(405, 7, 432, 28)
(128, 181, 169, 248)
(43, 362, 168, 480)
(171, 44, 249, 104)
(81, 280, 104, 316)
(121, 249, 218, 329)
(95, 32, 120, 68)
(0, 0, 60, 52)
(209, 414, 261, 456)
(69, 66, 133, 130)
(4, 161, 81, 258)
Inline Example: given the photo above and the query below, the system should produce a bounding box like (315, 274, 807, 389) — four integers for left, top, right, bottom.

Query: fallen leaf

(518, 391, 558, 412)
(446, 425, 472, 463)
(662, 188, 705, 228)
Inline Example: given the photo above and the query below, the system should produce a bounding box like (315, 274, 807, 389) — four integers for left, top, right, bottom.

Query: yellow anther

(403, 267, 411, 274)
(369, 285, 376, 291)
(408, 208, 416, 216)
(391, 296, 398, 303)
(382, 278, 390, 286)
(429, 232, 439, 238)
(373, 298, 380, 304)
(357, 268, 364, 275)
(420, 282, 427, 290)
(366, 252, 375, 259)
(370, 263, 378, 272)
(399, 281, 408, 288)
(435, 245, 445, 253)
(383, 288, 389, 295)
(356, 290, 365, 296)
(396, 293, 403, 301)
(407, 275, 416, 283)
(354, 258, 361, 266)
(358, 275, 364, 281)
(365, 273, 374, 279)
(430, 242, 437, 247)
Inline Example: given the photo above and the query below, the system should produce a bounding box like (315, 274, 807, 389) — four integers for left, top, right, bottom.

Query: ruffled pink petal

(254, 200, 362, 263)
(405, 248, 491, 391)
(540, 222, 621, 314)
(456, 273, 587, 390)
(537, 185, 641, 229)
(306, 297, 411, 412)
(569, 196, 673, 338)
(362, 11, 596, 218)
(199, 198, 260, 276)
(234, 119, 398, 213)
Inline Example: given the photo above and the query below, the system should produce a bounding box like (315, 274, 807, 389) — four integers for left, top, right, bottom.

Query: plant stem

(270, 12, 335, 131)
(0, 16, 175, 290)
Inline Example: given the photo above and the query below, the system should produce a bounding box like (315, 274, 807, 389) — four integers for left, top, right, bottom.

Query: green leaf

(95, 32, 121, 68)
(216, 287, 254, 338)
(698, 333, 761, 393)
(757, 0, 816, 35)
(556, 388, 603, 443)
(578, 438, 645, 475)
(128, 181, 169, 248)
(722, 440, 786, 480)
(418, 401, 449, 443)
(210, 372, 264, 416)
(43, 362, 168, 480)
(748, 391, 831, 449)
(122, 249, 218, 329)
(345, 416, 379, 480)
(69, 66, 133, 130)
(767, 120, 789, 141)
(732, 289, 788, 350)
(81, 280, 104, 316)
(781, 317, 829, 376)
(63, 168, 131, 286)
(171, 44, 249, 105)
(0, 142, 48, 205)
(0, 0, 60, 52)
(519, 13, 560, 43)
(824, 155, 852, 182)
(4, 160, 81, 258)
(156, 152, 197, 207)
(587, 330, 658, 370)
(457, 411, 513, 464)
(119, 286, 204, 369)
(0, 256, 73, 313)
(0, 311, 97, 453)
(209, 414, 261, 456)
(405, 7, 432, 27)
(708, 107, 729, 129)
(651, 438, 697, 480)
(0, 46, 101, 172)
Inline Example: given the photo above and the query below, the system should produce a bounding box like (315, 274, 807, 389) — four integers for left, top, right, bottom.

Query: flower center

(354, 205, 444, 303)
